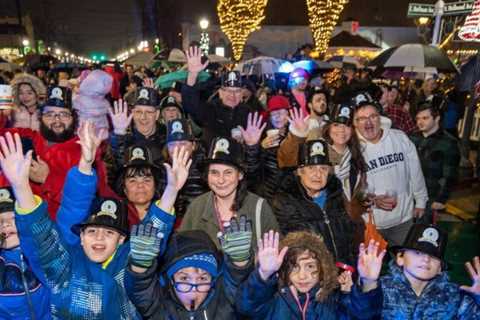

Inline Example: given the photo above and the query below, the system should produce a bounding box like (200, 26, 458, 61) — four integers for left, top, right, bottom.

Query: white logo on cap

(355, 94, 368, 105)
(167, 96, 176, 104)
(213, 138, 230, 155)
(227, 72, 237, 83)
(340, 107, 351, 118)
(131, 147, 146, 161)
(50, 87, 63, 100)
(418, 227, 439, 247)
(0, 189, 12, 203)
(98, 200, 118, 219)
(171, 121, 184, 134)
(139, 89, 149, 100)
(310, 142, 325, 157)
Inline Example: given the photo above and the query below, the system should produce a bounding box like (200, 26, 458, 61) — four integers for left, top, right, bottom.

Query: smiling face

(132, 105, 160, 136)
(397, 249, 442, 283)
(207, 163, 243, 199)
(219, 87, 243, 108)
(41, 106, 74, 135)
(288, 251, 320, 294)
(353, 105, 382, 143)
(18, 83, 37, 108)
(0, 211, 19, 249)
(173, 267, 212, 310)
(329, 123, 352, 148)
(80, 226, 125, 263)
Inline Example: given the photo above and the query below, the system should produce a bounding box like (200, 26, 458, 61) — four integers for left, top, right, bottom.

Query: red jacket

(0, 128, 114, 219)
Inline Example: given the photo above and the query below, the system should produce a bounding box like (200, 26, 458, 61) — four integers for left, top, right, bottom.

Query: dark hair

(322, 122, 368, 174)
(416, 101, 440, 118)
(119, 165, 160, 198)
(307, 88, 330, 105)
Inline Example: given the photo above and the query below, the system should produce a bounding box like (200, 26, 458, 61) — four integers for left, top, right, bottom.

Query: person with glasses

(0, 85, 112, 219)
(352, 92, 428, 246)
(126, 226, 254, 319)
(181, 46, 252, 146)
(109, 87, 166, 169)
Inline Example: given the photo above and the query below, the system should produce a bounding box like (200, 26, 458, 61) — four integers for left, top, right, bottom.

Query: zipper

(321, 209, 339, 260)
(20, 253, 36, 320)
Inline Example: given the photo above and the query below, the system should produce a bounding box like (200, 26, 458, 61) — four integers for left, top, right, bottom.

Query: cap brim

(71, 222, 128, 237)
(389, 245, 448, 269)
(123, 160, 160, 169)
(202, 159, 244, 172)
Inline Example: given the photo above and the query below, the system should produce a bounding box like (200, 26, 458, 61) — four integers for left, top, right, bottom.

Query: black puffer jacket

(272, 174, 357, 266)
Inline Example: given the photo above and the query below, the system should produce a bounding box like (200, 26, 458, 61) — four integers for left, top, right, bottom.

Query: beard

(40, 121, 75, 143)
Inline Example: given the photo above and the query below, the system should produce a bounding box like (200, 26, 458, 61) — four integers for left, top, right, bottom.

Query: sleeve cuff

(154, 200, 175, 216)
(15, 195, 43, 215)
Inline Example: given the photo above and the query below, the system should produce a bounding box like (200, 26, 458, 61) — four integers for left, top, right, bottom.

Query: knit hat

(45, 86, 72, 109)
(0, 187, 14, 214)
(10, 73, 47, 105)
(267, 95, 291, 113)
(166, 252, 219, 279)
(298, 139, 331, 167)
(73, 70, 113, 131)
(0, 85, 14, 110)
(161, 230, 222, 279)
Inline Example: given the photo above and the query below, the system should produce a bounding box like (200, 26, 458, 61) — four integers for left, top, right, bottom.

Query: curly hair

(278, 231, 338, 302)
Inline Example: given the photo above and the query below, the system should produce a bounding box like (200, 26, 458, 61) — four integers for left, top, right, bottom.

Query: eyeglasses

(42, 111, 72, 120)
(354, 114, 379, 125)
(172, 281, 212, 293)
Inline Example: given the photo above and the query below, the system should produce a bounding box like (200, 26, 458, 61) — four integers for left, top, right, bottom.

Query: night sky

(4, 0, 418, 56)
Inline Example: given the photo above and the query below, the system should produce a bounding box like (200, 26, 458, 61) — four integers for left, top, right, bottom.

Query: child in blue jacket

(236, 230, 380, 320)
(0, 122, 191, 319)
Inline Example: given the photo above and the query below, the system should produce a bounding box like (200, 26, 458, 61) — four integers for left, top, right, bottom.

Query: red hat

(267, 95, 291, 113)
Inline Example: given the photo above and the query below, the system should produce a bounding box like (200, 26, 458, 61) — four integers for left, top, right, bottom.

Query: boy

(126, 216, 254, 319)
(357, 224, 480, 319)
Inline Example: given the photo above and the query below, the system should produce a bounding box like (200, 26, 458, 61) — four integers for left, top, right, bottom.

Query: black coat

(181, 84, 250, 146)
(272, 174, 357, 266)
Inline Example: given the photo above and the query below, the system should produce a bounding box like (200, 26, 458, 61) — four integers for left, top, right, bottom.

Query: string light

(217, 0, 268, 61)
(306, 0, 349, 55)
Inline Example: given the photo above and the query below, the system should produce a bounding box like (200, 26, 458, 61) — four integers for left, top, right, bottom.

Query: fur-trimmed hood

(10, 73, 47, 106)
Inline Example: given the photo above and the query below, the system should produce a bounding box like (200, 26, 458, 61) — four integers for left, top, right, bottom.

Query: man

(272, 139, 356, 266)
(181, 46, 251, 145)
(0, 85, 111, 218)
(352, 92, 428, 246)
(110, 87, 166, 168)
(383, 85, 416, 135)
(410, 102, 460, 222)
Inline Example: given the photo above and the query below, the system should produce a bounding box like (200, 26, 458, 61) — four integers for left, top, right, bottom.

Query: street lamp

(22, 39, 29, 46)
(199, 18, 210, 55)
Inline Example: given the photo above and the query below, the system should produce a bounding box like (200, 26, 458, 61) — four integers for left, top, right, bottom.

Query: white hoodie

(358, 117, 428, 229)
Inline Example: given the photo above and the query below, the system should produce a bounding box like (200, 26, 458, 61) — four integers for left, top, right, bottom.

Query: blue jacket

(359, 261, 480, 320)
(0, 247, 50, 320)
(16, 167, 175, 320)
(235, 268, 381, 320)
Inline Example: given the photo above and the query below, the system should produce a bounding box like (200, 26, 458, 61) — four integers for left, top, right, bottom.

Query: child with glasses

(126, 217, 254, 319)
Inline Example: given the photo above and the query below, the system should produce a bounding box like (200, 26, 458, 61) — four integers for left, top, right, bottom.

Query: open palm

(109, 99, 133, 135)
(0, 133, 32, 188)
(460, 256, 480, 296)
(186, 46, 208, 74)
(164, 146, 192, 191)
(257, 230, 288, 280)
(357, 240, 386, 282)
(240, 112, 266, 146)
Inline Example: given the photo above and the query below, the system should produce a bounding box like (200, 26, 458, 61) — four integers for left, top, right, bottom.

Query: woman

(10, 73, 47, 130)
(180, 136, 279, 249)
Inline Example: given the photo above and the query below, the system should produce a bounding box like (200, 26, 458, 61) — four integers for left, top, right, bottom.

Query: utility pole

(431, 0, 445, 45)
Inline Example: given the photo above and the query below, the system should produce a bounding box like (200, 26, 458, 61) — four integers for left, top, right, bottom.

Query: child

(126, 216, 255, 319)
(236, 230, 379, 319)
(0, 186, 51, 319)
(0, 125, 190, 319)
(356, 224, 480, 319)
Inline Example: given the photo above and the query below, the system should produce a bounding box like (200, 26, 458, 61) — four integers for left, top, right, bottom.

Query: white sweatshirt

(358, 117, 428, 229)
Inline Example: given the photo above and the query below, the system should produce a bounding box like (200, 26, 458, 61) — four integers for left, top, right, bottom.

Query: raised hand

(338, 270, 353, 292)
(288, 108, 309, 137)
(218, 215, 253, 263)
(129, 222, 164, 269)
(108, 99, 133, 135)
(257, 230, 288, 281)
(186, 46, 209, 75)
(460, 256, 480, 296)
(357, 240, 386, 286)
(0, 132, 31, 188)
(29, 157, 49, 183)
(78, 121, 106, 164)
(143, 78, 154, 88)
(163, 145, 193, 192)
(239, 112, 266, 146)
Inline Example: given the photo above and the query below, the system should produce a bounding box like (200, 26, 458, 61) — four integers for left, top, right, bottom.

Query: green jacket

(410, 129, 460, 204)
(179, 191, 279, 249)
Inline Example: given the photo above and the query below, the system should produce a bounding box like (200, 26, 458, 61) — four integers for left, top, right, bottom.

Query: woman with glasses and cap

(272, 139, 357, 267)
(179, 136, 279, 252)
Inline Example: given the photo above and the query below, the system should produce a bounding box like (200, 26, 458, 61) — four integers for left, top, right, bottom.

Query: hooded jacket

(126, 230, 253, 320)
(357, 116, 428, 229)
(363, 261, 480, 319)
(272, 174, 357, 266)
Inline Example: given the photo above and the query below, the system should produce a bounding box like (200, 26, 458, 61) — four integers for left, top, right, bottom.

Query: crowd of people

(0, 45, 478, 319)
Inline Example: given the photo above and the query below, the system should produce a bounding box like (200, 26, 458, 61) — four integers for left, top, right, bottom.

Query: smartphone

(20, 137, 37, 161)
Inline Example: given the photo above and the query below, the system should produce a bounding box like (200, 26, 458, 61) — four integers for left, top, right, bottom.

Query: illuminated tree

(217, 0, 268, 61)
(306, 0, 349, 55)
